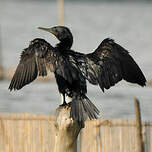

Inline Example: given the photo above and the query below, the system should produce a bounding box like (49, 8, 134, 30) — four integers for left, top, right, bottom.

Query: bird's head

(38, 26, 73, 49)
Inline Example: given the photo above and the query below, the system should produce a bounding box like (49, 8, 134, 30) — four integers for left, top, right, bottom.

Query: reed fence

(0, 113, 152, 152)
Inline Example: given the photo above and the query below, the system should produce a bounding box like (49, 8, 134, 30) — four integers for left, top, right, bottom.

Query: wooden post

(0, 25, 4, 80)
(134, 97, 144, 152)
(53, 106, 84, 152)
(57, 0, 64, 25)
(96, 126, 102, 152)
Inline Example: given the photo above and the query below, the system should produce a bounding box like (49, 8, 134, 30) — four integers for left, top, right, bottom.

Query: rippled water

(0, 1, 152, 121)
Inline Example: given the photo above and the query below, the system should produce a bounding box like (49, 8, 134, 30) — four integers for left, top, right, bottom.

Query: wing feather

(70, 38, 146, 92)
(9, 38, 54, 91)
(94, 38, 146, 89)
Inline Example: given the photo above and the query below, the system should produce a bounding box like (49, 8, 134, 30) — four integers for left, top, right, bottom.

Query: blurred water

(0, 1, 152, 121)
(0, 81, 152, 121)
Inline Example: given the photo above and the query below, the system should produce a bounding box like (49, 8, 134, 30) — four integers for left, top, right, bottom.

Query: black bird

(9, 26, 146, 122)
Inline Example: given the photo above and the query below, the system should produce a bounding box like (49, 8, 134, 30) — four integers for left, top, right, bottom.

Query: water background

(0, 1, 152, 121)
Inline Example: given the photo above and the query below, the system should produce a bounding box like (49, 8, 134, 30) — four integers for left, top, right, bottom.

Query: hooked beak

(38, 27, 57, 36)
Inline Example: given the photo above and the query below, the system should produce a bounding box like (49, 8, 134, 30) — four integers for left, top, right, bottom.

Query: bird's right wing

(9, 38, 55, 91)
(72, 38, 146, 92)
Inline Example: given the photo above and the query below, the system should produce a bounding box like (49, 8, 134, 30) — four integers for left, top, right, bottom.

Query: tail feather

(69, 95, 100, 122)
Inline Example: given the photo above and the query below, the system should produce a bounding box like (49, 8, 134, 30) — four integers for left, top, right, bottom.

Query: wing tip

(139, 80, 147, 87)
(8, 83, 13, 91)
(8, 84, 18, 91)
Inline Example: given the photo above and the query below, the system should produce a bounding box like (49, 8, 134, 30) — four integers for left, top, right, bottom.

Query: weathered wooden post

(57, 0, 64, 25)
(53, 106, 84, 152)
(134, 97, 144, 152)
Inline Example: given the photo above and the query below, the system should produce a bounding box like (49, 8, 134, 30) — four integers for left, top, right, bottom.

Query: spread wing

(9, 38, 55, 91)
(70, 38, 146, 92)
(9, 38, 86, 93)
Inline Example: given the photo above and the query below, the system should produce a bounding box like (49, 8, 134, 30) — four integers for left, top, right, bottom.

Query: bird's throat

(56, 38, 73, 50)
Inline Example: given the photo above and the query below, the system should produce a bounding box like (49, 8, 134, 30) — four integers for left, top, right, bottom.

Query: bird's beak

(38, 27, 57, 36)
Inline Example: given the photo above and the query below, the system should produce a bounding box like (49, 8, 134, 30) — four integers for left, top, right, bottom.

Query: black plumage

(9, 26, 146, 121)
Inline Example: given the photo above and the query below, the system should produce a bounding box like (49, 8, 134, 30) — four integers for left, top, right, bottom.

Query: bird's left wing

(9, 38, 55, 91)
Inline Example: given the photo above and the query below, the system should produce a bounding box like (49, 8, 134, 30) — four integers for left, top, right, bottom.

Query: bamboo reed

(0, 113, 152, 152)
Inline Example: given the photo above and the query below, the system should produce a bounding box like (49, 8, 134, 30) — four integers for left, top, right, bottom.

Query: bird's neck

(56, 38, 73, 50)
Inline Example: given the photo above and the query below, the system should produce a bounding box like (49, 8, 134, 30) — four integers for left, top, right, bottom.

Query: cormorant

(9, 26, 146, 122)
